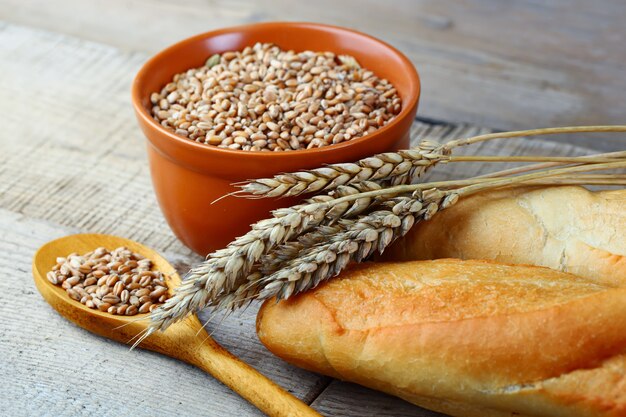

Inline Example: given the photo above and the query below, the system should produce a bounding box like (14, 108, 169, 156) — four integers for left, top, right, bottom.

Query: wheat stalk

(443, 125, 626, 148)
(292, 160, 626, 208)
(230, 162, 626, 305)
(236, 126, 626, 199)
(474, 150, 626, 179)
(237, 140, 449, 197)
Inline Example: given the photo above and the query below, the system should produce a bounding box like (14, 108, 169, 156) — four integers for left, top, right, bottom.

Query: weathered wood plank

(0, 22, 615, 417)
(2, 0, 626, 145)
(311, 381, 446, 417)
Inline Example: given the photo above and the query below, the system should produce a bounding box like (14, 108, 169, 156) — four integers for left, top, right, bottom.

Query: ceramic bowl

(132, 22, 420, 255)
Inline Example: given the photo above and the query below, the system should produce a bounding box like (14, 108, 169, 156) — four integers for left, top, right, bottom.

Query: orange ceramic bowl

(132, 22, 420, 255)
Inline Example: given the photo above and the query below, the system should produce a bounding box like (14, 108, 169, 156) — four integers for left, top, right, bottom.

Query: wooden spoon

(32, 233, 321, 417)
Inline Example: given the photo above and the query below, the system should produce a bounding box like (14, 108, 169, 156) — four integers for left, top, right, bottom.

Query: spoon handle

(144, 316, 322, 417)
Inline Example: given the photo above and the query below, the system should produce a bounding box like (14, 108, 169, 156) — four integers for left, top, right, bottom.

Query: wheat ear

(237, 125, 626, 199)
(237, 140, 449, 197)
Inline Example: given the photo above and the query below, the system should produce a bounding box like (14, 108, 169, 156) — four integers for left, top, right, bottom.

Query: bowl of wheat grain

(132, 22, 420, 255)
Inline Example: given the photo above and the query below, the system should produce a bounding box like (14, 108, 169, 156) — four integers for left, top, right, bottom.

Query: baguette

(256, 259, 626, 417)
(382, 186, 626, 286)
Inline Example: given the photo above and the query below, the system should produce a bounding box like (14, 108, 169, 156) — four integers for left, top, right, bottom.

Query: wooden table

(1, 2, 624, 416)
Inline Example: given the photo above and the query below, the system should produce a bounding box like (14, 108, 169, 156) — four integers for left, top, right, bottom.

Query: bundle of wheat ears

(143, 125, 626, 338)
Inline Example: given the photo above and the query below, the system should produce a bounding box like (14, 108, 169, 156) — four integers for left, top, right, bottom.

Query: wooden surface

(2, 0, 626, 151)
(0, 13, 622, 417)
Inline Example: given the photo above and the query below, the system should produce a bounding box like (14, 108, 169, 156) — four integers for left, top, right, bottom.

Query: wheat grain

(150, 42, 401, 150)
(47, 247, 170, 316)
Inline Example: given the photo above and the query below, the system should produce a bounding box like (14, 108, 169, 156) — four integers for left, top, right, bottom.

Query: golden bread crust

(257, 259, 626, 417)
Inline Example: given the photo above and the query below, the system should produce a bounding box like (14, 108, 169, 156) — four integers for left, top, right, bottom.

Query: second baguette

(257, 259, 626, 417)
(382, 186, 626, 285)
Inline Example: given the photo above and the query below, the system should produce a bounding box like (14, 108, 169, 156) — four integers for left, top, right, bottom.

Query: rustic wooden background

(3, 0, 626, 148)
(1, 1, 624, 416)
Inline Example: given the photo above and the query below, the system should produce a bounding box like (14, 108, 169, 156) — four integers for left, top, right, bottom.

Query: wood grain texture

(311, 381, 446, 417)
(0, 21, 615, 417)
(2, 0, 626, 147)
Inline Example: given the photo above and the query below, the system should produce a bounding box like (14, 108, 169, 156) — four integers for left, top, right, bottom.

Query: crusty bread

(257, 259, 626, 417)
(382, 186, 626, 286)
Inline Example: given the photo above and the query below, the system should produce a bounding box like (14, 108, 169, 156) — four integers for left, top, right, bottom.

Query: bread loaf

(382, 186, 626, 286)
(257, 259, 626, 417)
